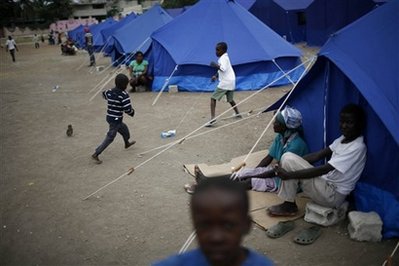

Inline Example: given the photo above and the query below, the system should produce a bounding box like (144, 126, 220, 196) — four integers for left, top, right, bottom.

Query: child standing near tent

(91, 74, 136, 164)
(84, 27, 95, 67)
(153, 177, 274, 266)
(206, 42, 240, 127)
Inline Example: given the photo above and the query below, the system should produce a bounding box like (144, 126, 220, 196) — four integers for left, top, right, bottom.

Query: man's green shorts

(211, 88, 234, 102)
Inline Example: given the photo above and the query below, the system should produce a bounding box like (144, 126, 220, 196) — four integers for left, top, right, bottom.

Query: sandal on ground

(266, 221, 295, 239)
(184, 183, 197, 194)
(267, 202, 298, 217)
(294, 226, 321, 245)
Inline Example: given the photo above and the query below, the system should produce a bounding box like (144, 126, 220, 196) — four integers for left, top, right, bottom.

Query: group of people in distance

(89, 40, 367, 265)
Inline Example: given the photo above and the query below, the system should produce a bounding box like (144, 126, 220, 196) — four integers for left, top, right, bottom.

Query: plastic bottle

(52, 85, 59, 92)
(161, 130, 176, 138)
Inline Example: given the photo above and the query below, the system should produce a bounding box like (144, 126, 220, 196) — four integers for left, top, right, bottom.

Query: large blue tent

(151, 0, 304, 92)
(268, 1, 399, 238)
(68, 25, 85, 48)
(100, 13, 137, 55)
(238, 0, 383, 46)
(90, 17, 117, 52)
(247, 0, 314, 43)
(305, 0, 378, 46)
(111, 4, 172, 63)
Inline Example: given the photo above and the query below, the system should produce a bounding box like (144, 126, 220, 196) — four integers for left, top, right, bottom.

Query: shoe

(125, 140, 136, 149)
(205, 119, 216, 127)
(266, 221, 295, 239)
(267, 202, 298, 217)
(293, 226, 321, 245)
(235, 114, 243, 119)
(91, 154, 102, 164)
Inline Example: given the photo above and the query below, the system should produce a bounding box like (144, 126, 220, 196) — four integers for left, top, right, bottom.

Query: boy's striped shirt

(102, 88, 134, 122)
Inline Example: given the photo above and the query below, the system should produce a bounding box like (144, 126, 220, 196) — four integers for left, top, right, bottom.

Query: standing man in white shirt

(5, 36, 18, 62)
(206, 42, 240, 127)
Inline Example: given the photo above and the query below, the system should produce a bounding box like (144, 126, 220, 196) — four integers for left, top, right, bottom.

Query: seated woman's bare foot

(194, 165, 208, 183)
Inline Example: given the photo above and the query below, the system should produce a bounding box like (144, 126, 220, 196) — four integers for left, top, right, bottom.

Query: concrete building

(71, 0, 161, 19)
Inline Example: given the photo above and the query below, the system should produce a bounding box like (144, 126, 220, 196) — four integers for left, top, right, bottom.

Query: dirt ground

(0, 43, 397, 266)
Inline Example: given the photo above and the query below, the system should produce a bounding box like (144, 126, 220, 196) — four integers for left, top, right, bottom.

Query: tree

(0, 0, 74, 28)
(162, 0, 198, 9)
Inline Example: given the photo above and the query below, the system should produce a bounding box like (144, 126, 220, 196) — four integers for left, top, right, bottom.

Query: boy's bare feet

(125, 140, 136, 149)
(91, 154, 102, 164)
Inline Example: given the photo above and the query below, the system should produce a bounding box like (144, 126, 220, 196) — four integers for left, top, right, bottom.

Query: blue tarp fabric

(236, 0, 313, 43)
(151, 0, 304, 92)
(100, 13, 137, 54)
(239, 0, 380, 46)
(68, 25, 85, 48)
(90, 18, 117, 51)
(267, 1, 399, 238)
(306, 0, 376, 46)
(112, 4, 172, 60)
(273, 0, 314, 10)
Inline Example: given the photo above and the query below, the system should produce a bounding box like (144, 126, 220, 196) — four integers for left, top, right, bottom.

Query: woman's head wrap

(279, 106, 303, 129)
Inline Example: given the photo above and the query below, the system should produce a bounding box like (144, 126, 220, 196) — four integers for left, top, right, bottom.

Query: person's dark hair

(115, 73, 129, 89)
(135, 51, 144, 57)
(340, 104, 366, 130)
(192, 177, 249, 215)
(8, 36, 12, 40)
(217, 42, 228, 52)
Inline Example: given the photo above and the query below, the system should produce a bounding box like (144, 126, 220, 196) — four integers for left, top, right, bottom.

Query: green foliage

(107, 4, 121, 17)
(0, 0, 74, 27)
(162, 0, 199, 9)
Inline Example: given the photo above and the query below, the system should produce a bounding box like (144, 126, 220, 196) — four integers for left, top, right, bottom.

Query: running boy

(206, 42, 240, 127)
(92, 74, 136, 164)
(5, 36, 18, 62)
(153, 177, 274, 266)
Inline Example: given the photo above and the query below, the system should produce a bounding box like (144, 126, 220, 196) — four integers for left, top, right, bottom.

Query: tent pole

(233, 56, 316, 173)
(152, 65, 179, 106)
(178, 231, 196, 254)
(272, 59, 295, 85)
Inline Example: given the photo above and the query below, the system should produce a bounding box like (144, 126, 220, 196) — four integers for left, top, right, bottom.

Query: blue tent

(112, 4, 172, 63)
(90, 18, 117, 52)
(100, 13, 137, 55)
(245, 0, 314, 43)
(151, 0, 304, 92)
(305, 0, 378, 46)
(68, 25, 85, 48)
(239, 0, 382, 46)
(268, 1, 399, 238)
(236, 0, 256, 9)
(166, 7, 186, 17)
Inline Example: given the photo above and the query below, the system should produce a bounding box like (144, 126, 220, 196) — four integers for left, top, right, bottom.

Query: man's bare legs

(210, 98, 216, 121)
(229, 100, 241, 117)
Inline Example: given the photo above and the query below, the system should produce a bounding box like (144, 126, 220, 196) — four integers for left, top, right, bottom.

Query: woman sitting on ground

(128, 51, 151, 92)
(185, 106, 309, 193)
